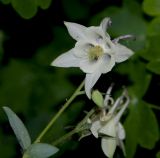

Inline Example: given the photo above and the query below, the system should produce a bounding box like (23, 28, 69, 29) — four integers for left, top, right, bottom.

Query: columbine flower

(90, 88, 130, 158)
(51, 17, 134, 98)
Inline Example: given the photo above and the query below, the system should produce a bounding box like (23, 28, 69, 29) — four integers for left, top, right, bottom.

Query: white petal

(114, 96, 129, 123)
(80, 56, 104, 73)
(101, 137, 117, 158)
(114, 43, 134, 63)
(74, 40, 92, 58)
(118, 140, 126, 156)
(108, 96, 121, 115)
(90, 120, 102, 138)
(51, 49, 80, 67)
(100, 17, 111, 36)
(86, 26, 107, 45)
(85, 71, 101, 98)
(101, 54, 115, 74)
(99, 118, 116, 138)
(64, 22, 87, 41)
(117, 123, 125, 140)
(104, 84, 114, 108)
(84, 18, 111, 45)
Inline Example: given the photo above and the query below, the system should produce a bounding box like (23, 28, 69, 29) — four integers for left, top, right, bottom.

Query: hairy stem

(34, 80, 85, 143)
(52, 108, 95, 146)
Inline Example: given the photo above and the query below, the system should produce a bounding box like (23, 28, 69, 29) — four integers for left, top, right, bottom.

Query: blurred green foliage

(0, 0, 52, 19)
(0, 0, 160, 158)
(157, 151, 160, 158)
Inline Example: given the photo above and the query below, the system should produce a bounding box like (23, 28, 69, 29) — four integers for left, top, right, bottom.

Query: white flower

(51, 17, 134, 98)
(90, 89, 130, 158)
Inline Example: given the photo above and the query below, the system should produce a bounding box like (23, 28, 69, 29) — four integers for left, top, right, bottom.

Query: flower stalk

(52, 108, 95, 146)
(34, 80, 85, 143)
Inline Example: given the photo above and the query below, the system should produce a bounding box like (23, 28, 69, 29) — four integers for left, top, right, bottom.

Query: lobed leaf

(137, 101, 159, 149)
(11, 0, 37, 19)
(156, 151, 160, 158)
(0, 0, 11, 4)
(140, 35, 160, 61)
(147, 60, 160, 75)
(124, 101, 159, 158)
(143, 0, 160, 16)
(0, 60, 35, 113)
(116, 57, 151, 98)
(147, 17, 160, 36)
(36, 0, 52, 9)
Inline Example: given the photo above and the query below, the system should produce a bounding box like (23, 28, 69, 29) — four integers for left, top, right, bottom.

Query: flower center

(88, 45, 104, 62)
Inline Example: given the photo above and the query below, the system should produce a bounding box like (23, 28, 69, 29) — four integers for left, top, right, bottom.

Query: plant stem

(149, 104, 160, 110)
(76, 108, 95, 129)
(52, 108, 95, 146)
(34, 80, 85, 143)
(52, 127, 81, 146)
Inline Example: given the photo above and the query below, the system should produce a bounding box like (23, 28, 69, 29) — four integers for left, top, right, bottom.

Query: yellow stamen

(88, 45, 104, 62)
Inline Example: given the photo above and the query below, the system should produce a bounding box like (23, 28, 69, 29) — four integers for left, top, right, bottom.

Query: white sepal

(90, 120, 102, 138)
(64, 22, 87, 41)
(101, 137, 117, 158)
(85, 71, 101, 98)
(114, 43, 134, 63)
(51, 48, 80, 67)
(99, 119, 116, 138)
(117, 123, 125, 140)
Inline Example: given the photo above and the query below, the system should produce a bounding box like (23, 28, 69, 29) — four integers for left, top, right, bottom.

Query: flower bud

(92, 90, 104, 108)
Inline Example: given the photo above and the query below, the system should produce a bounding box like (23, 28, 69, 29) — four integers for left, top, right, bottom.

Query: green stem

(34, 80, 85, 143)
(52, 108, 95, 146)
(52, 128, 81, 146)
(76, 91, 85, 96)
(76, 108, 95, 129)
(149, 104, 160, 110)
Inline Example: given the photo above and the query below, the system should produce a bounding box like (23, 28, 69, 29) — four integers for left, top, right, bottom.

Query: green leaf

(124, 104, 139, 158)
(143, 0, 160, 16)
(92, 90, 104, 108)
(3, 106, 31, 150)
(156, 151, 160, 158)
(0, 0, 11, 4)
(0, 60, 35, 112)
(117, 56, 157, 158)
(147, 60, 160, 74)
(148, 17, 160, 36)
(62, 0, 89, 20)
(140, 35, 160, 61)
(137, 102, 159, 149)
(36, 0, 52, 9)
(116, 57, 151, 98)
(124, 101, 159, 158)
(23, 143, 59, 158)
(11, 0, 37, 19)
